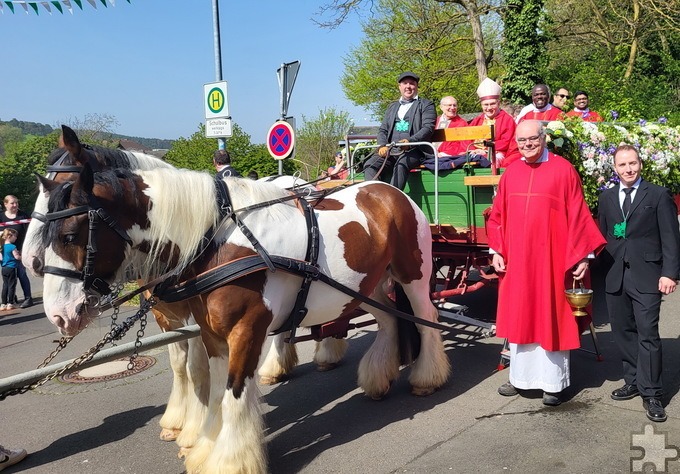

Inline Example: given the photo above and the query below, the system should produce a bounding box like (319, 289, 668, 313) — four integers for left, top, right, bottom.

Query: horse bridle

(34, 193, 133, 303)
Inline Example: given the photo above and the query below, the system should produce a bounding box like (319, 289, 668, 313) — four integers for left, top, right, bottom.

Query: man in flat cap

(363, 71, 436, 190)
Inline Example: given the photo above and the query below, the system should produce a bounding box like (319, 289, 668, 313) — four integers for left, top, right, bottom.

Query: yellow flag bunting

(0, 0, 131, 15)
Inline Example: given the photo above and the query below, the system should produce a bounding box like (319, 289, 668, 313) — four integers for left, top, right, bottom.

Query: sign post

(204, 81, 232, 138)
(274, 61, 300, 174)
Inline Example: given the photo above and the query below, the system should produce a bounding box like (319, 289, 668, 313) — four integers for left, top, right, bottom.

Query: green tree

(339, 0, 504, 118)
(543, 0, 680, 123)
(166, 123, 297, 176)
(295, 108, 353, 180)
(500, 0, 548, 103)
(0, 124, 24, 156)
(0, 132, 60, 210)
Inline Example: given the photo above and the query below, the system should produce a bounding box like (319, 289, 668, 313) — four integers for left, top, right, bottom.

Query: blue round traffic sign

(266, 121, 295, 160)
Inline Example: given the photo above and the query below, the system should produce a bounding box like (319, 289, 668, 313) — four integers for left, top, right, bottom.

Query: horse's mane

(137, 170, 297, 279)
(46, 144, 173, 172)
(44, 166, 298, 282)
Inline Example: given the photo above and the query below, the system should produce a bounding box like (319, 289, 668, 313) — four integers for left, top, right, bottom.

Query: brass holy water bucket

(564, 279, 593, 317)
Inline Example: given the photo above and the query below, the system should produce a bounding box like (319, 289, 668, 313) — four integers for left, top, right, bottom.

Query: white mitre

(477, 78, 501, 101)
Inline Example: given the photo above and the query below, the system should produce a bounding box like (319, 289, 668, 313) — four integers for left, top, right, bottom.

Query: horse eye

(63, 234, 77, 245)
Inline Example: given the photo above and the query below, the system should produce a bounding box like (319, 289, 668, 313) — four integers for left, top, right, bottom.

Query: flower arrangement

(545, 118, 680, 209)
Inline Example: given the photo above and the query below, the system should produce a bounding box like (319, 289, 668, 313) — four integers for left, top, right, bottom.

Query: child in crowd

(1, 228, 21, 311)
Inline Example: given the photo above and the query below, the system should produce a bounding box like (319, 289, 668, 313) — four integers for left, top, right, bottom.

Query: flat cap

(398, 71, 419, 83)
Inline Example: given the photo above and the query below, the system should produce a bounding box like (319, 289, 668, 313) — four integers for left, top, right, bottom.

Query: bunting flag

(0, 0, 129, 14)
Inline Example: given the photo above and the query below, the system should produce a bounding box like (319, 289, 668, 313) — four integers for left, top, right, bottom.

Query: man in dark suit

(363, 71, 436, 190)
(598, 144, 680, 422)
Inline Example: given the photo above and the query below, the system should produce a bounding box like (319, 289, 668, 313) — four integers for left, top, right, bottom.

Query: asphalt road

(2, 271, 680, 473)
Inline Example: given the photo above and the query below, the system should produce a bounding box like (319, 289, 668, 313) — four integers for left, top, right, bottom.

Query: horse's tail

(395, 284, 422, 365)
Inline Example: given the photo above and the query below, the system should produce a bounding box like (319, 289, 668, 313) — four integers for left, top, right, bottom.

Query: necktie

(622, 187, 634, 216)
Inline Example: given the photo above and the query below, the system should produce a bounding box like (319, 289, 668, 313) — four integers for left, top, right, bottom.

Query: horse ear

(76, 162, 96, 196)
(36, 173, 61, 193)
(60, 125, 85, 163)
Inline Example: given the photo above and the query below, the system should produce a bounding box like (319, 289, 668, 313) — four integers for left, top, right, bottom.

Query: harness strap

(215, 177, 277, 272)
(154, 255, 270, 303)
(269, 255, 451, 332)
(270, 198, 321, 339)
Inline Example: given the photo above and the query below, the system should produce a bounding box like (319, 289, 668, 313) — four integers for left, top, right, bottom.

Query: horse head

(24, 125, 168, 277)
(39, 163, 141, 335)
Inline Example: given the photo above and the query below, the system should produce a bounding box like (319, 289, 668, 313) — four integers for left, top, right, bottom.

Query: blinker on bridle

(36, 196, 132, 301)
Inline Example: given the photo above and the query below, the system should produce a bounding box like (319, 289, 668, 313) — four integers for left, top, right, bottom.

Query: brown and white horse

(38, 163, 450, 473)
(22, 126, 210, 450)
(24, 127, 349, 454)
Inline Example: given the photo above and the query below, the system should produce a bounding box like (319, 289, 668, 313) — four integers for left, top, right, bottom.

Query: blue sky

(1, 0, 375, 144)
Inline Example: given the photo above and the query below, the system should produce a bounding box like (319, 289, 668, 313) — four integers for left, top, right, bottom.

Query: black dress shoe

(611, 384, 640, 400)
(20, 298, 33, 309)
(643, 398, 667, 422)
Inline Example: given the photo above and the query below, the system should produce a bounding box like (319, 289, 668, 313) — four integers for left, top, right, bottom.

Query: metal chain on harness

(128, 308, 148, 370)
(0, 295, 158, 401)
(107, 281, 125, 347)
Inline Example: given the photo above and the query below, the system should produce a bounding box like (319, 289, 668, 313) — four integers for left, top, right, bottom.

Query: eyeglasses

(557, 94, 570, 99)
(516, 134, 543, 145)
(441, 103, 457, 107)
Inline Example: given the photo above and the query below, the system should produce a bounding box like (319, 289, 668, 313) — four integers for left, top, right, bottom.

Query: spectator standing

(488, 120, 605, 406)
(213, 149, 242, 179)
(363, 71, 436, 190)
(516, 84, 565, 123)
(0, 195, 33, 308)
(566, 91, 604, 122)
(1, 228, 21, 311)
(598, 145, 680, 422)
(552, 87, 571, 110)
(468, 78, 522, 168)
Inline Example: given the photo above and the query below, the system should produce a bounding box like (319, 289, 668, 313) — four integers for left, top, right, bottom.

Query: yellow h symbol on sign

(208, 88, 224, 114)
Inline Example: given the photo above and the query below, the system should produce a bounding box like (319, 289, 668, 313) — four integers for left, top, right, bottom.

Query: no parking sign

(266, 121, 295, 160)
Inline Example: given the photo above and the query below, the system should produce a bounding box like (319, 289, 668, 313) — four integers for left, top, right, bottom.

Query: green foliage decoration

(545, 119, 680, 210)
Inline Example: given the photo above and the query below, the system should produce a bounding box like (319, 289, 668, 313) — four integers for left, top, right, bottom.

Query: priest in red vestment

(468, 78, 522, 168)
(566, 91, 604, 122)
(516, 84, 565, 123)
(435, 96, 470, 157)
(488, 120, 606, 406)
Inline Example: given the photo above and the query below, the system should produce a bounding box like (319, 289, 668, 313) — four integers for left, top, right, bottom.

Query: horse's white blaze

(42, 250, 90, 335)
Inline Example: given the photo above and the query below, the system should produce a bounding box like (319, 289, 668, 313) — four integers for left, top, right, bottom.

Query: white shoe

(4, 304, 14, 311)
(0, 445, 27, 471)
(0, 304, 6, 311)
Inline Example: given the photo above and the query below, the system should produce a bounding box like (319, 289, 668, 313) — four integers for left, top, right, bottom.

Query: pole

(212, 0, 226, 151)
(0, 325, 201, 394)
(278, 62, 287, 175)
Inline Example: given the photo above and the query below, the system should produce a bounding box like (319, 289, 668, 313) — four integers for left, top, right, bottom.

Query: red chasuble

(436, 115, 469, 156)
(487, 153, 606, 351)
(469, 110, 521, 167)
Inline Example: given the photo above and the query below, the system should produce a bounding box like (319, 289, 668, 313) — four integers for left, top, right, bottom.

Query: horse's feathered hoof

(259, 374, 287, 385)
(316, 362, 338, 372)
(178, 447, 191, 459)
(159, 428, 181, 441)
(411, 386, 436, 397)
